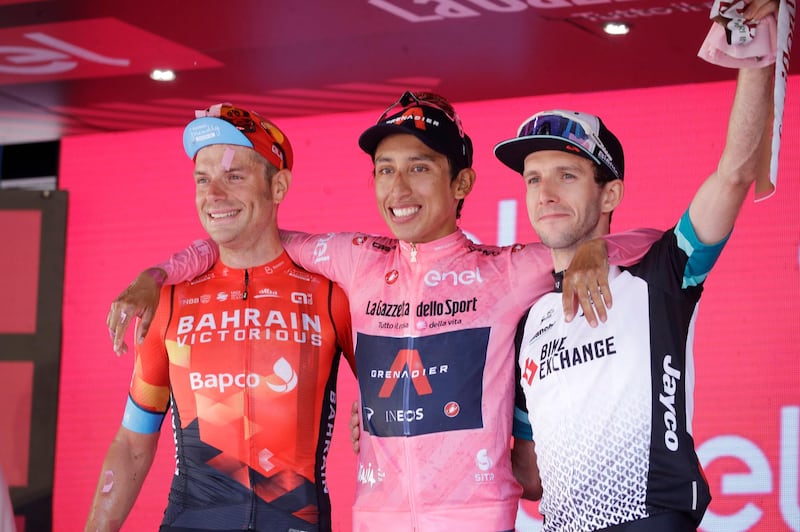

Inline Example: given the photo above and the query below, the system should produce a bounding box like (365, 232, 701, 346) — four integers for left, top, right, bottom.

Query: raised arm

(688, 64, 774, 243)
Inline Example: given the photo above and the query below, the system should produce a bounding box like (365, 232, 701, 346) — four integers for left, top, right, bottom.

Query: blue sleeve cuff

(122, 395, 166, 434)
(513, 406, 533, 441)
(675, 209, 730, 288)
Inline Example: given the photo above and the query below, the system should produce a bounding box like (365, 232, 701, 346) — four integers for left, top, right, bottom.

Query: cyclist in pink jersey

(107, 93, 659, 531)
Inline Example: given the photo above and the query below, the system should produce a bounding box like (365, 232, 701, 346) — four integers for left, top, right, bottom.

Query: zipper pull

(410, 243, 417, 263)
(243, 269, 249, 300)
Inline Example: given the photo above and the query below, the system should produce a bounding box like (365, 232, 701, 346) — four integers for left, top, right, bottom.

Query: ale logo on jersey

(356, 328, 489, 437)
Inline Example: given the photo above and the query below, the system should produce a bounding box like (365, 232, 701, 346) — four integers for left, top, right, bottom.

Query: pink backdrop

(0, 211, 40, 334)
(55, 77, 800, 531)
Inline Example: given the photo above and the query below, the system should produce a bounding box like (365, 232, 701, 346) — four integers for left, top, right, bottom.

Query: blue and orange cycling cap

(183, 103, 293, 170)
(494, 109, 623, 181)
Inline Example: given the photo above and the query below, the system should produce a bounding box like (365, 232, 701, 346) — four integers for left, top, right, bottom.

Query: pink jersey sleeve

(604, 228, 663, 266)
(156, 238, 218, 284)
(279, 230, 361, 292)
(506, 241, 558, 309)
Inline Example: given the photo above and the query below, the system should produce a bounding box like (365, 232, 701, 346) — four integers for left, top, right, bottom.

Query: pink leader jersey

(162, 229, 658, 532)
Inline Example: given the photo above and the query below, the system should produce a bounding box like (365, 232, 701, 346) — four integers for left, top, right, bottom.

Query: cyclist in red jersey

(86, 105, 354, 532)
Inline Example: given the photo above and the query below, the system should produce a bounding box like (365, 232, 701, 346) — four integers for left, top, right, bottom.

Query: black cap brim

(358, 123, 453, 159)
(494, 136, 597, 174)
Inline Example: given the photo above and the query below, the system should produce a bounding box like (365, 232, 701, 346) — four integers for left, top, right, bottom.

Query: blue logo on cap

(183, 116, 254, 159)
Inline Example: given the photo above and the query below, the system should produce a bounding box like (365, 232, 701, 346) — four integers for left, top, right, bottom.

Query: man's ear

(453, 168, 476, 199)
(601, 179, 624, 213)
(272, 169, 292, 203)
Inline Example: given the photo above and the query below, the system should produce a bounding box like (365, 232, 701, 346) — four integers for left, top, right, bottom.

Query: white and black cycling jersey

(515, 210, 727, 532)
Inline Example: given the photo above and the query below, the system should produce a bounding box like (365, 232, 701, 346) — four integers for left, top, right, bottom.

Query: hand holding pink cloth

(698, 0, 792, 202)
(698, 12, 778, 68)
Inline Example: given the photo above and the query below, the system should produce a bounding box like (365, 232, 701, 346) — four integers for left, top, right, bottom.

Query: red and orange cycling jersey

(123, 252, 353, 532)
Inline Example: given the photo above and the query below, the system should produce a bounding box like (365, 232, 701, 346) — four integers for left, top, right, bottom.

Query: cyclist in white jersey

(495, 34, 778, 532)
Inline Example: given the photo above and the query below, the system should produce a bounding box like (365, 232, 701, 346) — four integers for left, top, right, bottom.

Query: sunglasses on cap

(378, 91, 466, 138)
(518, 111, 620, 180)
(195, 103, 290, 170)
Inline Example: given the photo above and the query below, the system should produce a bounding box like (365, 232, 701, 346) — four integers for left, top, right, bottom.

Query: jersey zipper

(405, 243, 421, 528)
(244, 268, 257, 529)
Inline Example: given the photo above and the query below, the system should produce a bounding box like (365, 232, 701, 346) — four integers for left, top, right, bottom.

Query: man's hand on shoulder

(562, 239, 612, 327)
(107, 268, 165, 355)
